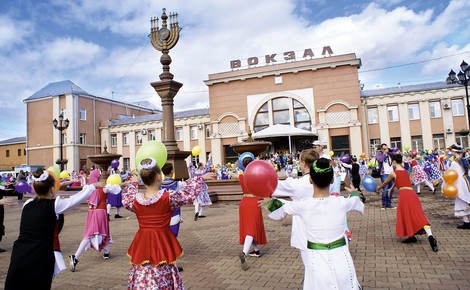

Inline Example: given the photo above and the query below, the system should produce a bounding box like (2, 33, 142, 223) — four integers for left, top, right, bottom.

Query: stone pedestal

(167, 150, 190, 180)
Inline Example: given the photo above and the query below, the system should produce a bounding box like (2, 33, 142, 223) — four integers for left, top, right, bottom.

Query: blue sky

(0, 0, 469, 140)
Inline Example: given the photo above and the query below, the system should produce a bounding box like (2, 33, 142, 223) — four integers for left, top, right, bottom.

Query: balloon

(442, 184, 458, 198)
(423, 165, 432, 173)
(329, 151, 334, 157)
(404, 145, 410, 151)
(427, 149, 433, 154)
(444, 149, 450, 154)
(111, 159, 120, 169)
(106, 174, 122, 185)
(47, 166, 60, 177)
(411, 150, 417, 157)
(360, 153, 366, 158)
(443, 169, 458, 184)
(238, 152, 255, 171)
(15, 180, 32, 194)
(192, 145, 202, 156)
(244, 160, 278, 197)
(362, 176, 377, 192)
(59, 170, 70, 179)
(47, 170, 61, 193)
(340, 155, 350, 163)
(135, 141, 168, 169)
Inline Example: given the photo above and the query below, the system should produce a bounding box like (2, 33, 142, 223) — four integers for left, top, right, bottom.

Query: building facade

(0, 137, 26, 170)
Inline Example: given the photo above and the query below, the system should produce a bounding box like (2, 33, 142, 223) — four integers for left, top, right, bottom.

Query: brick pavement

(1, 190, 470, 290)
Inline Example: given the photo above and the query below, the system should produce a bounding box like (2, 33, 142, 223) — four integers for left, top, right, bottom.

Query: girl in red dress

(122, 158, 213, 289)
(377, 154, 438, 252)
(232, 156, 267, 271)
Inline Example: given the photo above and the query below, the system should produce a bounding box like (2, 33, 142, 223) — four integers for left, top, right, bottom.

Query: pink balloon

(243, 160, 278, 197)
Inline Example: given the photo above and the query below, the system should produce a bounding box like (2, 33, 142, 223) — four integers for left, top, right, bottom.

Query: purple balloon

(340, 155, 350, 163)
(423, 165, 432, 173)
(15, 180, 32, 194)
(111, 159, 120, 169)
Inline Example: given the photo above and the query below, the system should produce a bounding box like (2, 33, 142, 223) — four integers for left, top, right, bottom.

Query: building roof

(360, 81, 462, 97)
(0, 137, 26, 145)
(108, 108, 210, 126)
(131, 100, 161, 111)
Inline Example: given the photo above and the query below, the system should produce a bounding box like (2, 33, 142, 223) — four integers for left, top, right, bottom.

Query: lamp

(52, 113, 70, 171)
(447, 60, 470, 129)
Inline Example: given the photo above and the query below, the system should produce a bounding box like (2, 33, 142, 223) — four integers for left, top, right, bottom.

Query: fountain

(87, 143, 122, 180)
(230, 129, 271, 155)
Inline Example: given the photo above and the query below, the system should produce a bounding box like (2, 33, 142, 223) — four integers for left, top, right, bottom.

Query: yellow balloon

(443, 169, 458, 184)
(106, 174, 122, 185)
(192, 145, 201, 156)
(442, 184, 458, 198)
(47, 166, 60, 177)
(427, 149, 433, 154)
(59, 170, 70, 179)
(329, 151, 334, 157)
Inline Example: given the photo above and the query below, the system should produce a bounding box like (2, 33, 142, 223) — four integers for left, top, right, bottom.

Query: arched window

(253, 97, 311, 132)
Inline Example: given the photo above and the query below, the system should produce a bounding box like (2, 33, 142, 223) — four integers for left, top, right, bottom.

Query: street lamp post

(447, 60, 470, 128)
(52, 113, 70, 171)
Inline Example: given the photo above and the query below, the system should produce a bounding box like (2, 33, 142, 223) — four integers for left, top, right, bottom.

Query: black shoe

(107, 214, 110, 221)
(69, 255, 79, 272)
(194, 212, 199, 221)
(198, 215, 206, 218)
(239, 252, 249, 271)
(177, 266, 184, 272)
(428, 236, 438, 252)
(248, 250, 261, 257)
(0, 248, 6, 253)
(457, 222, 470, 229)
(402, 236, 418, 243)
(103, 253, 110, 260)
(115, 214, 123, 219)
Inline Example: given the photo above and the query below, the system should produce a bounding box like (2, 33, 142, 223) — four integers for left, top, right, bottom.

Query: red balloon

(243, 160, 278, 197)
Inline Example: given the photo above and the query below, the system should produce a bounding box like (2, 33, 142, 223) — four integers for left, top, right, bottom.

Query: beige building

(0, 137, 26, 170)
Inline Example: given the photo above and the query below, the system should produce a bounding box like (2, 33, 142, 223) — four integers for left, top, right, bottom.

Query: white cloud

(0, 15, 32, 51)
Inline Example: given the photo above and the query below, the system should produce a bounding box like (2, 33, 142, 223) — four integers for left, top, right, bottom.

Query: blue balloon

(238, 152, 255, 170)
(15, 180, 32, 194)
(362, 176, 377, 192)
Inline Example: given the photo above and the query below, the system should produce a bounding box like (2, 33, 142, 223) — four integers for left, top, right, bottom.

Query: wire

(110, 41, 148, 92)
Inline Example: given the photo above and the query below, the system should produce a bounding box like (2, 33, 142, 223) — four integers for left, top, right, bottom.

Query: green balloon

(47, 165, 60, 177)
(404, 145, 410, 151)
(135, 141, 168, 170)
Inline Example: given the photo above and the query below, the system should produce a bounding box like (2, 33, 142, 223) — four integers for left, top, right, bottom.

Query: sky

(0, 0, 469, 140)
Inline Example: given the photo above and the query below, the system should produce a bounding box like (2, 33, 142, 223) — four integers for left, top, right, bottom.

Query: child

(410, 157, 435, 194)
(232, 155, 267, 271)
(269, 158, 364, 289)
(376, 154, 438, 251)
(69, 171, 113, 272)
(341, 155, 366, 203)
(123, 158, 213, 289)
(188, 154, 212, 220)
(161, 163, 184, 237)
(423, 155, 442, 190)
(5, 168, 103, 289)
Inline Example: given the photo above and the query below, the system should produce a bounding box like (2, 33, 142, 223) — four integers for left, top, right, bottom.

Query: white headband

(138, 158, 157, 171)
(32, 171, 49, 182)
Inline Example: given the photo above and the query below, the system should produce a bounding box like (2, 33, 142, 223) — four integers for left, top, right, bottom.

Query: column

(419, 100, 433, 149)
(442, 100, 455, 146)
(52, 96, 60, 166)
(198, 125, 207, 164)
(210, 137, 223, 166)
(398, 103, 411, 148)
(377, 105, 390, 145)
(349, 125, 363, 155)
(129, 131, 136, 171)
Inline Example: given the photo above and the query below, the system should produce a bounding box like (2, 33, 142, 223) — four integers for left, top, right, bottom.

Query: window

(205, 124, 211, 138)
(367, 108, 379, 124)
(135, 132, 142, 145)
(111, 134, 117, 147)
(408, 104, 420, 120)
(452, 99, 464, 116)
(79, 133, 86, 145)
(23, 149, 26, 155)
(390, 137, 401, 151)
(429, 102, 441, 118)
(176, 128, 183, 141)
(433, 134, 445, 150)
(123, 133, 129, 145)
(123, 158, 130, 171)
(17, 149, 21, 156)
(387, 106, 399, 122)
(274, 75, 282, 84)
(6, 150, 9, 157)
(190, 126, 198, 140)
(456, 135, 469, 149)
(79, 109, 86, 120)
(149, 130, 156, 141)
(370, 138, 380, 156)
(411, 136, 423, 150)
(331, 135, 350, 156)
(254, 97, 311, 132)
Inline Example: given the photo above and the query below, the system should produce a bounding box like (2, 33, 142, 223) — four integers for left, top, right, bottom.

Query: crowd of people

(1, 138, 469, 289)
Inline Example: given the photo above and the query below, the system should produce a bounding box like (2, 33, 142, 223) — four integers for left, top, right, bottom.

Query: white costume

(270, 195, 363, 290)
(443, 160, 470, 217)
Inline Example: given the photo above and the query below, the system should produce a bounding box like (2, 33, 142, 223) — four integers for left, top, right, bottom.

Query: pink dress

(83, 188, 112, 252)
(123, 177, 205, 290)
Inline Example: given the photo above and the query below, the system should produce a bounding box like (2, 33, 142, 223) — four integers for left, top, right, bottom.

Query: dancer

(5, 168, 103, 289)
(269, 158, 364, 289)
(69, 171, 113, 272)
(271, 149, 318, 269)
(376, 154, 438, 252)
(444, 144, 470, 229)
(107, 170, 123, 219)
(423, 155, 442, 190)
(188, 154, 212, 220)
(410, 157, 435, 194)
(122, 158, 213, 289)
(231, 155, 268, 271)
(341, 155, 366, 203)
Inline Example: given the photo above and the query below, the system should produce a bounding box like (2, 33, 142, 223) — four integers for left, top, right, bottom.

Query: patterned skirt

(128, 263, 183, 290)
(194, 190, 212, 206)
(412, 166, 428, 185)
(426, 166, 442, 183)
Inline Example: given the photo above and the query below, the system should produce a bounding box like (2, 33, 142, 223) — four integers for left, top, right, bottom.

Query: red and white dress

(411, 160, 428, 185)
(122, 177, 205, 290)
(394, 169, 429, 238)
(238, 174, 267, 245)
